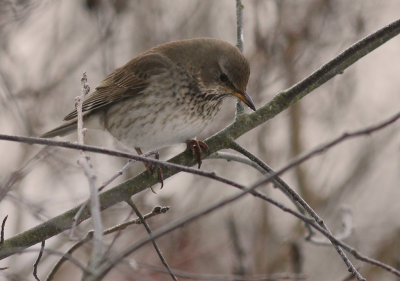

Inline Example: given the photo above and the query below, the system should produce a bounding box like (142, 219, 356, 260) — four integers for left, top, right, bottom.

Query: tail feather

(40, 120, 77, 138)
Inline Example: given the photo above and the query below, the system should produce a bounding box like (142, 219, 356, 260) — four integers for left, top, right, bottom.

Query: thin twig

(76, 72, 89, 144)
(99, 150, 160, 192)
(46, 241, 88, 281)
(126, 199, 178, 281)
(0, 216, 7, 244)
(0, 134, 206, 169)
(210, 151, 353, 243)
(46, 206, 169, 281)
(308, 207, 353, 245)
(98, 160, 135, 191)
(229, 141, 361, 279)
(208, 152, 265, 173)
(71, 150, 160, 238)
(75, 72, 103, 272)
(15, 247, 91, 275)
(33, 240, 45, 281)
(235, 0, 244, 52)
(226, 142, 314, 236)
(235, 0, 245, 116)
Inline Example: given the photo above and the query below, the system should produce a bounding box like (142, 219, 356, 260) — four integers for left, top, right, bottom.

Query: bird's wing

(63, 52, 171, 121)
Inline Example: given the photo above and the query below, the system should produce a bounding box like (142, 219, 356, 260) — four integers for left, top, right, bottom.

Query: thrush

(41, 38, 255, 167)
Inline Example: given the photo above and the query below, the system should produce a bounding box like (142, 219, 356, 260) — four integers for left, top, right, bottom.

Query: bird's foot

(135, 148, 164, 189)
(187, 140, 209, 168)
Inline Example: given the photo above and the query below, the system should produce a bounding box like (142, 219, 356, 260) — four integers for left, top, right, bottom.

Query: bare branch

(0, 216, 7, 244)
(46, 206, 169, 281)
(75, 72, 103, 272)
(71, 150, 159, 238)
(235, 0, 245, 115)
(308, 207, 353, 245)
(8, 248, 90, 276)
(33, 240, 45, 281)
(126, 199, 177, 281)
(208, 151, 265, 173)
(228, 141, 362, 280)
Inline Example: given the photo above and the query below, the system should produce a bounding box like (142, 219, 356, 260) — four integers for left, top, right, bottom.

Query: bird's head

(198, 39, 255, 111)
(158, 38, 255, 111)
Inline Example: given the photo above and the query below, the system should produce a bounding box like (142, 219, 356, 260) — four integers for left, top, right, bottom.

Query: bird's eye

(219, 73, 229, 83)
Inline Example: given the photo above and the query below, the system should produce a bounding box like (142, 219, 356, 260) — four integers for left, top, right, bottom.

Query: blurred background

(0, 0, 400, 280)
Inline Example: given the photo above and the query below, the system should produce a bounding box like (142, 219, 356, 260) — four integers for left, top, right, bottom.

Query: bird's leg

(135, 147, 152, 172)
(186, 140, 209, 168)
(135, 147, 164, 189)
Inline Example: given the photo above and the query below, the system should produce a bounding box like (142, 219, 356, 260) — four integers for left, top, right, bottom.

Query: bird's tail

(40, 120, 77, 138)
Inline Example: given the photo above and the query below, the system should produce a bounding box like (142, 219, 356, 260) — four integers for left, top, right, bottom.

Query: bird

(41, 38, 255, 168)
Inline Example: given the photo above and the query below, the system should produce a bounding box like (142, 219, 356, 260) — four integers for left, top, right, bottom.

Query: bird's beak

(232, 91, 256, 111)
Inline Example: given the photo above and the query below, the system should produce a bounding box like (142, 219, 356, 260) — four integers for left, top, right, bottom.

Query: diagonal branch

(126, 199, 177, 281)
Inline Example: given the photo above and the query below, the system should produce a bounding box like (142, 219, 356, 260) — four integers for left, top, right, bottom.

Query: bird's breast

(103, 72, 223, 151)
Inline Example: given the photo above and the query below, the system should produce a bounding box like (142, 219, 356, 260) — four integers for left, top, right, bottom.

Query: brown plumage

(41, 38, 255, 151)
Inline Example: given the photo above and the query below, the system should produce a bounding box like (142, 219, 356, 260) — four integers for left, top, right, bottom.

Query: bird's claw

(136, 148, 164, 189)
(187, 140, 209, 168)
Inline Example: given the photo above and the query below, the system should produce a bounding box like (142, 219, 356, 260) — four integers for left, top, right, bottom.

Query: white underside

(102, 91, 218, 151)
(85, 70, 222, 151)
(108, 102, 210, 150)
